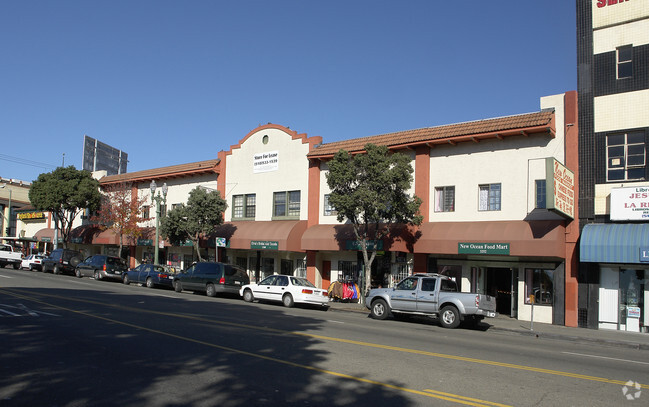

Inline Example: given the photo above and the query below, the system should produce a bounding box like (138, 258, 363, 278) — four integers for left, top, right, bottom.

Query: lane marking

(562, 351, 649, 366)
(0, 288, 507, 407)
(3, 287, 648, 391)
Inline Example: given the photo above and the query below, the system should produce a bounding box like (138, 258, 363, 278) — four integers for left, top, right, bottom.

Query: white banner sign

(610, 186, 649, 221)
(253, 151, 279, 173)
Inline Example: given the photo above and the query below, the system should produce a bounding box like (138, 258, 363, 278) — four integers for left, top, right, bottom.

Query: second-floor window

(142, 205, 150, 219)
(535, 180, 546, 209)
(233, 194, 256, 219)
(434, 186, 455, 212)
(324, 194, 337, 216)
(274, 191, 300, 217)
(617, 45, 633, 79)
(478, 183, 501, 211)
(607, 132, 645, 181)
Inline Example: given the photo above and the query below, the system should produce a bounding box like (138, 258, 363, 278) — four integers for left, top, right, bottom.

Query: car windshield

(290, 277, 315, 288)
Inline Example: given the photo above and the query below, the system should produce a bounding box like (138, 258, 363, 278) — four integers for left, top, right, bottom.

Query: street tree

(160, 187, 227, 261)
(92, 182, 150, 258)
(326, 144, 423, 302)
(29, 166, 101, 248)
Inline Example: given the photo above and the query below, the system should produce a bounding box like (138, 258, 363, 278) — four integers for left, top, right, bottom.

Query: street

(1, 266, 647, 407)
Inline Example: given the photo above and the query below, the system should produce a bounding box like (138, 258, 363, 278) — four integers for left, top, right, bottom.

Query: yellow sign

(17, 212, 46, 221)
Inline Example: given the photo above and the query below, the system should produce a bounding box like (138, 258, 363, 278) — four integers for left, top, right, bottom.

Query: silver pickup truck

(366, 273, 497, 328)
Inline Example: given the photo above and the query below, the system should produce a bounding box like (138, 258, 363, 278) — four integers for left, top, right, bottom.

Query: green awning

(580, 223, 649, 264)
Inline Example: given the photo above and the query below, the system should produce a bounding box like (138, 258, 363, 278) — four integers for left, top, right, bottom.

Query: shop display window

(525, 268, 554, 305)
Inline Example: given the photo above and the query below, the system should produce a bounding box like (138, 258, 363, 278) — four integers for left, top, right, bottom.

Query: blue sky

(1, 1, 576, 183)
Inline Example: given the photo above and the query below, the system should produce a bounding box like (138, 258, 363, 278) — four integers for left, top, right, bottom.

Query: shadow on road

(0, 284, 412, 406)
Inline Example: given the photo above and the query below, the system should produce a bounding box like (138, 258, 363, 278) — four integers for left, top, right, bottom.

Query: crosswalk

(0, 303, 60, 317)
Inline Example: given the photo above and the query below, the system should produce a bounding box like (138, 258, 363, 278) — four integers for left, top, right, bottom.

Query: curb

(329, 304, 649, 350)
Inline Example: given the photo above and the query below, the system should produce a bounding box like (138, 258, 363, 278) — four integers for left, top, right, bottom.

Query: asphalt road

(1, 266, 648, 407)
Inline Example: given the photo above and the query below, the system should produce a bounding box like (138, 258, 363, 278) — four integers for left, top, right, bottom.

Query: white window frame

(606, 132, 645, 182)
(434, 186, 455, 212)
(478, 183, 501, 211)
(324, 194, 337, 216)
(617, 45, 633, 79)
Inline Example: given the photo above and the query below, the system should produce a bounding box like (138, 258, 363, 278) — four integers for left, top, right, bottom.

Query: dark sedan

(123, 264, 178, 288)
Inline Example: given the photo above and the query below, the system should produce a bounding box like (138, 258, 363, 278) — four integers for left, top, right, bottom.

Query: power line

(0, 154, 58, 170)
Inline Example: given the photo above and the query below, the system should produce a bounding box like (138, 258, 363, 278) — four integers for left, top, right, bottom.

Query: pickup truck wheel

(146, 277, 154, 289)
(242, 289, 254, 303)
(370, 299, 389, 320)
(13, 263, 19, 270)
(440, 306, 460, 329)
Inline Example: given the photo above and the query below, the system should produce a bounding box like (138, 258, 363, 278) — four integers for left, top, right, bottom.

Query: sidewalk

(327, 301, 649, 351)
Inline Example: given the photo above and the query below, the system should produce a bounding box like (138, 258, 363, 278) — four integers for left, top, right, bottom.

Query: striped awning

(580, 223, 649, 264)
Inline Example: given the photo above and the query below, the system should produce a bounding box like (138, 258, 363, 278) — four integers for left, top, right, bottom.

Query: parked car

(240, 275, 329, 308)
(42, 249, 83, 275)
(173, 262, 249, 297)
(123, 264, 178, 288)
(21, 254, 46, 271)
(0, 243, 23, 269)
(366, 273, 497, 328)
(75, 254, 128, 281)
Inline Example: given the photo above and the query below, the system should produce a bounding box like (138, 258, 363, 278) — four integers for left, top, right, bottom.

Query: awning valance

(580, 223, 649, 264)
(34, 228, 56, 242)
(301, 223, 419, 252)
(414, 220, 565, 258)
(212, 220, 307, 252)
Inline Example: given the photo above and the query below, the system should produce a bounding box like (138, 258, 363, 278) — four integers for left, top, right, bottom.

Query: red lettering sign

(597, 0, 629, 8)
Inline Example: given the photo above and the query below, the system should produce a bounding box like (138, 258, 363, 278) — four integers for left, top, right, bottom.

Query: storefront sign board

(346, 240, 383, 251)
(545, 157, 575, 219)
(251, 240, 278, 250)
(253, 151, 279, 173)
(610, 186, 649, 221)
(458, 242, 510, 255)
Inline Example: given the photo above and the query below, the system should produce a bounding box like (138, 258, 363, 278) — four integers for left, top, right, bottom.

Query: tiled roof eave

(307, 110, 555, 159)
(100, 159, 220, 185)
(308, 124, 556, 159)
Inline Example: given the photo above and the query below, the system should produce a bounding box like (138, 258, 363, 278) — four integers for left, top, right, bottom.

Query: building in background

(577, 1, 649, 333)
(82, 135, 128, 175)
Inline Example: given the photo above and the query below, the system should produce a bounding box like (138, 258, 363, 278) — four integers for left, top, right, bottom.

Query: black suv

(173, 262, 249, 297)
(42, 249, 83, 275)
(74, 255, 128, 281)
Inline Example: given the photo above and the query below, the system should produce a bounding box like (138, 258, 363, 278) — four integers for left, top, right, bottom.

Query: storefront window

(280, 259, 293, 275)
(438, 265, 462, 289)
(525, 268, 554, 305)
(619, 269, 644, 330)
(338, 260, 358, 282)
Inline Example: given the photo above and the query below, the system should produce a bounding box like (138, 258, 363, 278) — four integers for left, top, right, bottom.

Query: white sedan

(21, 254, 45, 271)
(240, 275, 329, 308)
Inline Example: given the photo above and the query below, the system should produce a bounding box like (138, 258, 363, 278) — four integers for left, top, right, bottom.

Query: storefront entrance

(599, 267, 646, 332)
(473, 267, 516, 317)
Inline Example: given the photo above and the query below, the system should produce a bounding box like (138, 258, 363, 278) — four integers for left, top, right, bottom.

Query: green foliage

(326, 144, 422, 300)
(161, 187, 227, 261)
(29, 166, 101, 248)
(326, 143, 422, 229)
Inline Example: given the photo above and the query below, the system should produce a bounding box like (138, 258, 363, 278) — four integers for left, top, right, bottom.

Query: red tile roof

(308, 110, 555, 158)
(100, 159, 220, 185)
